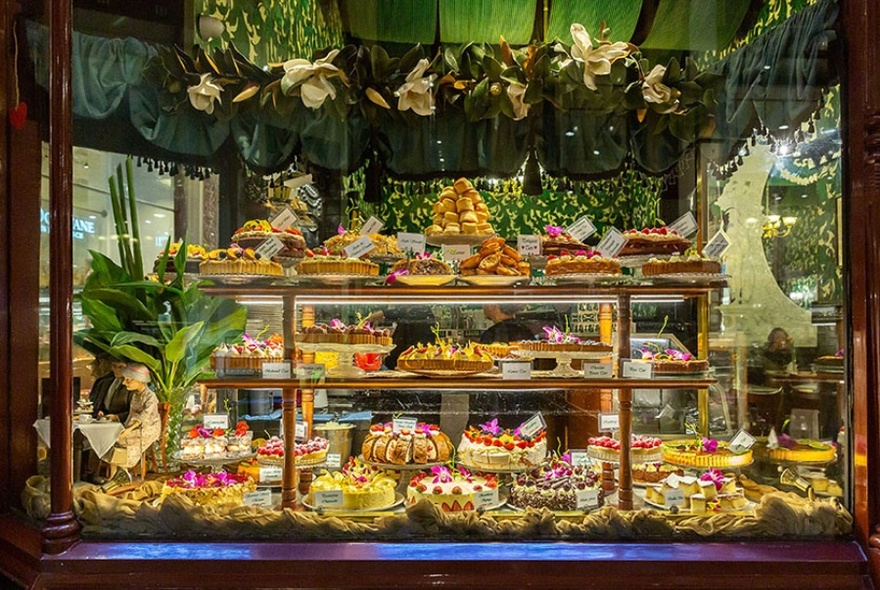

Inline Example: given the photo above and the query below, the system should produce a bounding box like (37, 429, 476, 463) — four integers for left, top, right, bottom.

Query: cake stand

(297, 342, 396, 377)
(172, 451, 255, 472)
(515, 349, 614, 377)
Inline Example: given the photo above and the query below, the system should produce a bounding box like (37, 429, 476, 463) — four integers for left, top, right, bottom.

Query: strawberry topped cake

(541, 225, 591, 256)
(361, 422, 453, 465)
(211, 333, 285, 376)
(587, 434, 664, 463)
(457, 419, 547, 470)
(180, 421, 253, 461)
(407, 465, 499, 512)
(508, 455, 604, 511)
(256, 435, 329, 466)
(620, 227, 691, 256)
(232, 219, 307, 259)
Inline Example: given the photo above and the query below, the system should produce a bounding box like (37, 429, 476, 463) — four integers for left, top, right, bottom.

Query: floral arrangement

(164, 469, 250, 489)
(698, 469, 727, 491)
(187, 420, 249, 440)
(541, 325, 583, 345)
(640, 348, 694, 362)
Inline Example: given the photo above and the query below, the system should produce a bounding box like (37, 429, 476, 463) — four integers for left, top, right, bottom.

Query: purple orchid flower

(480, 418, 501, 435)
(337, 224, 347, 236)
(702, 437, 718, 453)
(545, 225, 563, 238)
(431, 465, 453, 484)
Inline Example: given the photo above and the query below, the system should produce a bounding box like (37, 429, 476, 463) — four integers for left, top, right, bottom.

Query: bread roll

(453, 178, 473, 193)
(426, 224, 443, 236)
(459, 211, 478, 223)
(443, 211, 460, 223)
(462, 222, 479, 234)
(476, 211, 489, 223)
(443, 223, 461, 234)
(475, 202, 489, 213)
(440, 188, 457, 200)
(456, 198, 474, 212)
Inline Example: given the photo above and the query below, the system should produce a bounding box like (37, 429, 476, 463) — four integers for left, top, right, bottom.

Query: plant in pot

(74, 160, 247, 466)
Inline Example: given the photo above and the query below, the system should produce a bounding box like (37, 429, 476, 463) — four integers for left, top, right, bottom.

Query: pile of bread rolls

(425, 178, 494, 236)
(461, 237, 530, 276)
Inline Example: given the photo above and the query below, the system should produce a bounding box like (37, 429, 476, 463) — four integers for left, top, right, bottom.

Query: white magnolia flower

(282, 49, 341, 109)
(568, 24, 632, 91)
(187, 73, 222, 115)
(507, 82, 529, 121)
(642, 64, 680, 113)
(397, 58, 436, 116)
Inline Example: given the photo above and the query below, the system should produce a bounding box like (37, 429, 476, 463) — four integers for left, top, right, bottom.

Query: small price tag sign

(703, 230, 731, 259)
(568, 450, 590, 467)
(314, 490, 344, 508)
(441, 243, 472, 262)
(664, 487, 686, 508)
(518, 412, 547, 439)
(669, 212, 698, 237)
(397, 232, 426, 254)
(622, 360, 653, 379)
(296, 363, 326, 381)
(599, 413, 620, 431)
(393, 416, 418, 433)
(270, 208, 298, 231)
(243, 489, 274, 507)
(576, 488, 599, 510)
(261, 361, 291, 379)
(259, 466, 282, 484)
(566, 216, 597, 242)
(359, 215, 384, 236)
(729, 428, 757, 454)
(501, 360, 532, 380)
(517, 234, 541, 256)
(295, 422, 306, 442)
(596, 227, 626, 258)
(344, 235, 376, 259)
(325, 453, 341, 468)
(202, 414, 229, 430)
(583, 363, 613, 379)
(474, 488, 499, 510)
(255, 236, 286, 260)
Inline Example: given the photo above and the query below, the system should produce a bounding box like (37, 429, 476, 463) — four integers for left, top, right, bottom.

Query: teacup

(78, 414, 94, 424)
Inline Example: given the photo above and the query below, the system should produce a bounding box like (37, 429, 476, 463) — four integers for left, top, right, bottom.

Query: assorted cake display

(632, 463, 685, 484)
(361, 422, 454, 465)
(211, 333, 285, 375)
(406, 466, 499, 512)
(544, 250, 622, 276)
(507, 456, 604, 511)
(159, 470, 257, 509)
(587, 435, 664, 464)
(299, 319, 393, 346)
(232, 219, 306, 259)
(643, 469, 748, 512)
(619, 227, 691, 256)
(459, 237, 530, 277)
(396, 341, 494, 374)
(425, 177, 495, 237)
(457, 419, 548, 470)
(180, 422, 253, 461)
(308, 458, 399, 510)
(200, 245, 284, 276)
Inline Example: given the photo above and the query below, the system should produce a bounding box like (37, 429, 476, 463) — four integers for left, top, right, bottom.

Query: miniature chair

(103, 419, 148, 485)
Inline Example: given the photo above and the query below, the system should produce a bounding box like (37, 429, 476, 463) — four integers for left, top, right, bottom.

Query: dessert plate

(425, 233, 495, 247)
(459, 275, 529, 287)
(358, 456, 445, 470)
(198, 274, 282, 286)
(256, 455, 328, 467)
(303, 492, 405, 512)
(641, 493, 755, 514)
(646, 273, 730, 285)
(402, 368, 495, 379)
(548, 273, 630, 286)
(297, 274, 380, 287)
(456, 462, 540, 474)
(393, 274, 456, 287)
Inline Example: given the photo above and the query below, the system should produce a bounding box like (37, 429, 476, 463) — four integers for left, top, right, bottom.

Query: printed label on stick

(703, 230, 731, 259)
(599, 413, 620, 431)
(664, 488, 686, 507)
(325, 453, 341, 468)
(729, 428, 757, 453)
(202, 414, 229, 430)
(517, 235, 541, 256)
(262, 362, 291, 379)
(441, 244, 472, 261)
(243, 489, 274, 507)
(296, 363, 326, 381)
(583, 363, 613, 379)
(576, 488, 599, 510)
(344, 235, 376, 258)
(314, 490, 343, 507)
(359, 215, 384, 236)
(259, 466, 282, 483)
(518, 412, 546, 438)
(622, 360, 653, 379)
(295, 422, 306, 442)
(397, 232, 426, 254)
(502, 361, 532, 380)
(474, 488, 499, 509)
(569, 450, 590, 467)
(669, 212, 698, 237)
(393, 417, 418, 433)
(566, 216, 597, 242)
(255, 236, 286, 259)
(270, 208, 297, 231)
(596, 228, 625, 258)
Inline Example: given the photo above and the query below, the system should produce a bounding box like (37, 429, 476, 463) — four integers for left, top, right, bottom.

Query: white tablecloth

(34, 419, 125, 458)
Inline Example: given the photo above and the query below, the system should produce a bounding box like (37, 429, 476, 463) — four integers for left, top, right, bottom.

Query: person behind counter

(480, 304, 538, 344)
(90, 357, 132, 422)
(763, 327, 795, 374)
(367, 305, 437, 369)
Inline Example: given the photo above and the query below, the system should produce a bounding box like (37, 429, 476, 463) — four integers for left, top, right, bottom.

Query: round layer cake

(508, 457, 604, 511)
(295, 250, 379, 276)
(620, 227, 691, 256)
(362, 422, 453, 465)
(407, 466, 498, 512)
(753, 438, 836, 463)
(541, 226, 590, 256)
(663, 439, 753, 468)
(308, 458, 399, 510)
(642, 253, 721, 276)
(457, 420, 547, 470)
(586, 435, 664, 463)
(160, 470, 256, 509)
(544, 251, 621, 275)
(396, 341, 494, 373)
(256, 435, 329, 466)
(200, 246, 284, 276)
(232, 219, 306, 258)
(518, 326, 612, 354)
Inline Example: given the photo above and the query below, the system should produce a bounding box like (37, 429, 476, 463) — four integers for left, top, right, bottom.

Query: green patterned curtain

(642, 0, 751, 51)
(547, 0, 643, 43)
(440, 0, 535, 45)
(341, 0, 437, 44)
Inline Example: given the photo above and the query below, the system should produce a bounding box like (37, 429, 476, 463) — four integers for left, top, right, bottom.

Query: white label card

(202, 414, 229, 430)
(583, 363, 613, 379)
(664, 488, 686, 507)
(359, 215, 384, 236)
(393, 417, 418, 433)
(262, 362, 291, 379)
(501, 361, 532, 380)
(474, 488, 499, 509)
(729, 428, 757, 454)
(270, 208, 298, 231)
(518, 412, 546, 439)
(703, 230, 731, 259)
(576, 488, 599, 510)
(596, 227, 626, 258)
(599, 413, 620, 431)
(569, 450, 590, 467)
(243, 489, 274, 507)
(344, 235, 376, 259)
(441, 244, 472, 262)
(517, 234, 542, 256)
(669, 212, 698, 237)
(397, 232, 426, 254)
(295, 422, 306, 442)
(301, 184, 320, 199)
(566, 216, 597, 242)
(325, 453, 341, 468)
(314, 490, 344, 507)
(255, 236, 286, 260)
(622, 360, 653, 379)
(259, 466, 282, 483)
(296, 363, 326, 381)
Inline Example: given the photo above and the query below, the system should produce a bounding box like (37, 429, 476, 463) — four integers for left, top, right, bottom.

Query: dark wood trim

(0, 0, 12, 516)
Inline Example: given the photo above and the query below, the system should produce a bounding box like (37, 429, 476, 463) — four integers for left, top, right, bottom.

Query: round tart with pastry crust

(232, 219, 306, 258)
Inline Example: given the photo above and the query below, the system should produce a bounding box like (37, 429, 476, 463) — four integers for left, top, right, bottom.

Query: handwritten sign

(325, 453, 341, 468)
(669, 212, 698, 237)
(576, 488, 600, 510)
(664, 487, 686, 508)
(599, 413, 620, 431)
(474, 488, 499, 510)
(596, 228, 625, 258)
(568, 450, 590, 467)
(313, 489, 343, 507)
(255, 236, 286, 260)
(703, 230, 731, 259)
(262, 362, 291, 379)
(202, 414, 229, 430)
(397, 232, 426, 254)
(441, 243, 471, 262)
(344, 235, 376, 259)
(243, 489, 274, 507)
(296, 363, 326, 381)
(259, 466, 282, 484)
(359, 215, 384, 236)
(393, 416, 418, 433)
(295, 422, 306, 442)
(729, 428, 756, 454)
(518, 412, 546, 439)
(270, 208, 297, 231)
(622, 360, 653, 379)
(501, 360, 532, 380)
(517, 234, 541, 256)
(583, 363, 613, 379)
(566, 216, 597, 242)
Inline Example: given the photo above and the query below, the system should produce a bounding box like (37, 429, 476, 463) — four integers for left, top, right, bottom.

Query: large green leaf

(83, 250, 130, 291)
(85, 288, 154, 321)
(110, 331, 162, 349)
(165, 321, 205, 363)
(80, 299, 124, 333)
(109, 344, 160, 372)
